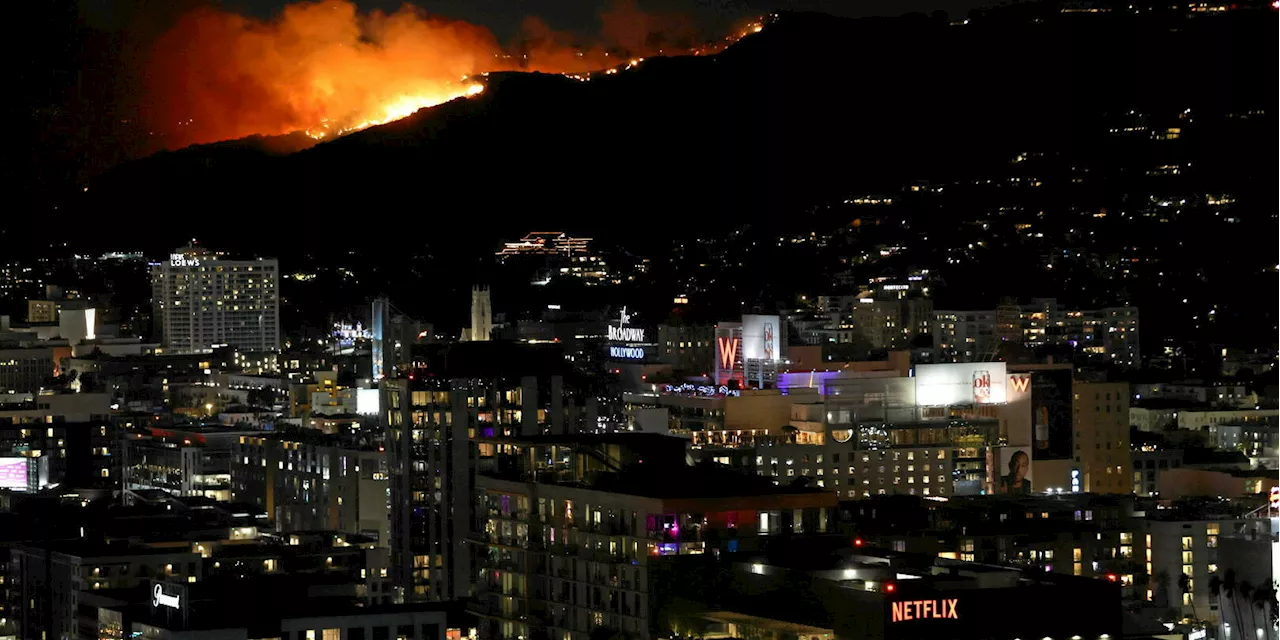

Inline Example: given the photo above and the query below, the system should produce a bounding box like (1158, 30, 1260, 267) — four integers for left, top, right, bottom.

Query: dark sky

(77, 0, 995, 42)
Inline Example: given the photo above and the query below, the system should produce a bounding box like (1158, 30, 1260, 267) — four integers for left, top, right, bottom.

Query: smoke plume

(145, 0, 703, 148)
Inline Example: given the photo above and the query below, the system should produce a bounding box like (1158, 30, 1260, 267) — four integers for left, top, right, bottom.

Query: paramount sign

(152, 583, 181, 610)
(890, 598, 959, 622)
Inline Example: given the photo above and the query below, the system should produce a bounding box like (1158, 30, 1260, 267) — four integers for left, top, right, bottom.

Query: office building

(122, 435, 206, 498)
(150, 245, 280, 354)
(0, 348, 55, 393)
(231, 430, 390, 543)
(122, 425, 258, 502)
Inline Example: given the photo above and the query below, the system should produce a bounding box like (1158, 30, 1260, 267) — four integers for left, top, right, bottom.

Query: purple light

(778, 370, 842, 395)
(0, 459, 27, 489)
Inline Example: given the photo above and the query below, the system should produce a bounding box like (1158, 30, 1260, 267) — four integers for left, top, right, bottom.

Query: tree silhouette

(1179, 573, 1198, 622)
(1209, 574, 1224, 639)
(1240, 580, 1256, 637)
(1224, 569, 1239, 627)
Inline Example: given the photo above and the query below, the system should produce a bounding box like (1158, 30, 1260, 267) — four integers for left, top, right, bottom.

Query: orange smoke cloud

(145, 0, 713, 149)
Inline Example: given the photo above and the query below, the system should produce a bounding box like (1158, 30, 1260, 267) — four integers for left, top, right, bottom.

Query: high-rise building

(150, 246, 280, 354)
(381, 342, 585, 604)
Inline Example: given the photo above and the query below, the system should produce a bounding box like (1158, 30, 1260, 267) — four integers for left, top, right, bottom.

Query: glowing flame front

(147, 0, 769, 147)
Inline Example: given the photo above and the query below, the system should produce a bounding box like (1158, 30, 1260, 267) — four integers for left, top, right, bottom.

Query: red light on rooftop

(885, 583, 896, 592)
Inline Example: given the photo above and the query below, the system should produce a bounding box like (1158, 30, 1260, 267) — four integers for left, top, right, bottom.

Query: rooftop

(90, 577, 472, 633)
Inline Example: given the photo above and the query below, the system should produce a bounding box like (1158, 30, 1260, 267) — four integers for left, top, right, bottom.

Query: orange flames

(146, 0, 765, 148)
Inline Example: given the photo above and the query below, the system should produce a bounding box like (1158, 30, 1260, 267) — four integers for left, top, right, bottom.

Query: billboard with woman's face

(997, 446, 1033, 495)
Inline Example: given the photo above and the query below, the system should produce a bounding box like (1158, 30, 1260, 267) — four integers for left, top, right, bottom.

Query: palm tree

(1271, 582, 1280, 636)
(1240, 581, 1256, 638)
(1209, 574, 1224, 639)
(1180, 573, 1199, 623)
(1253, 584, 1278, 640)
(1155, 569, 1173, 608)
(1225, 569, 1241, 635)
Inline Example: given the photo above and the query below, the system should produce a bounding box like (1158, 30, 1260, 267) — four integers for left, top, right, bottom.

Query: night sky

(77, 0, 997, 41)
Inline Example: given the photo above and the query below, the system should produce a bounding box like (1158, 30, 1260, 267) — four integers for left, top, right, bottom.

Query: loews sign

(890, 599, 959, 623)
(169, 254, 201, 268)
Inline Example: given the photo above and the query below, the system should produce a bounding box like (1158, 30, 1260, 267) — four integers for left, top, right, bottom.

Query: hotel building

(150, 246, 280, 354)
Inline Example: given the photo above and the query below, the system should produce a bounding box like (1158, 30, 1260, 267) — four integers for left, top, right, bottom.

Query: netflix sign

(891, 599, 959, 622)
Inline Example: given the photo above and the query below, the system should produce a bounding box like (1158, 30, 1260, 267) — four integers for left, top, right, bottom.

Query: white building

(150, 246, 280, 354)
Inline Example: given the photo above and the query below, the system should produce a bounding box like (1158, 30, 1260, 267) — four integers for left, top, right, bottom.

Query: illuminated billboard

(997, 446, 1034, 495)
(1031, 368, 1073, 461)
(741, 314, 781, 362)
(0, 458, 27, 490)
(915, 363, 1007, 406)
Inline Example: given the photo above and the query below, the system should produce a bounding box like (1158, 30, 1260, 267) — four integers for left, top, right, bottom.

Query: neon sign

(608, 306, 645, 342)
(664, 383, 741, 397)
(891, 599, 958, 622)
(152, 583, 181, 609)
(1009, 375, 1030, 394)
(609, 326, 645, 342)
(717, 336, 740, 370)
(169, 254, 201, 268)
(610, 346, 644, 360)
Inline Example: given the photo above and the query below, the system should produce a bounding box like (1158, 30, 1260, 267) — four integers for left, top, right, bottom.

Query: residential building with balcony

(470, 433, 837, 640)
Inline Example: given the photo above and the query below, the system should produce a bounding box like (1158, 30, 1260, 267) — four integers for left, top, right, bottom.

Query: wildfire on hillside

(147, 0, 767, 148)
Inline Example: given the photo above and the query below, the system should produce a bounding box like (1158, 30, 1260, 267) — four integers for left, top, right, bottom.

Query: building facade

(935, 299, 1140, 368)
(150, 246, 280, 354)
(230, 431, 390, 544)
